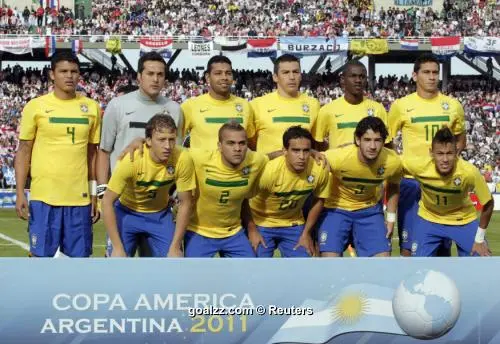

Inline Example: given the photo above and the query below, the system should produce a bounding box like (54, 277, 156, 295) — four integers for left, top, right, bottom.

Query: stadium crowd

(0, 63, 499, 191)
(0, 0, 498, 37)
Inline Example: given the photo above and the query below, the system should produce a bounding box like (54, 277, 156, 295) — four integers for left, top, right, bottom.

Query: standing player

(15, 51, 101, 257)
(389, 53, 466, 256)
(249, 54, 320, 158)
(405, 128, 493, 257)
(185, 122, 268, 257)
(312, 60, 390, 257)
(102, 114, 195, 257)
(319, 117, 402, 257)
(313, 60, 389, 150)
(247, 126, 330, 257)
(97, 51, 183, 257)
(181, 56, 254, 149)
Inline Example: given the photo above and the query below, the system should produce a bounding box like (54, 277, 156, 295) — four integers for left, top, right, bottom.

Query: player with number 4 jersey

(15, 52, 101, 258)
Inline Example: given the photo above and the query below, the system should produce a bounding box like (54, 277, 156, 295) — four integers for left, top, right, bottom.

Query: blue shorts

(184, 229, 255, 257)
(28, 201, 92, 257)
(114, 201, 174, 257)
(412, 216, 482, 257)
(318, 203, 391, 257)
(256, 225, 310, 258)
(397, 178, 421, 250)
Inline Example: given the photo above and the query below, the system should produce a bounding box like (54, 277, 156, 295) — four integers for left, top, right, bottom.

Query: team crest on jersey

(242, 166, 250, 176)
(31, 234, 38, 247)
(302, 104, 309, 113)
(377, 166, 385, 176)
(320, 231, 328, 243)
(235, 104, 243, 113)
(441, 102, 450, 111)
(307, 175, 315, 184)
(167, 166, 175, 175)
(367, 108, 374, 117)
(80, 104, 88, 113)
(453, 177, 461, 186)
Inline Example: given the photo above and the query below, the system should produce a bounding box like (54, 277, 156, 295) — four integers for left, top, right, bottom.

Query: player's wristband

(89, 180, 97, 196)
(475, 227, 486, 243)
(386, 212, 397, 223)
(96, 184, 107, 199)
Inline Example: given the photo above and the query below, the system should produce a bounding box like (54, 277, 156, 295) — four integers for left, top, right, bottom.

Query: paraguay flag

(45, 35, 56, 58)
(400, 39, 419, 50)
(40, 0, 59, 9)
(71, 39, 83, 55)
(247, 38, 278, 58)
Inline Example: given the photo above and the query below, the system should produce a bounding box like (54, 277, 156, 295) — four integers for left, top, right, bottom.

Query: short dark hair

(207, 55, 232, 74)
(283, 126, 313, 149)
(354, 117, 388, 143)
(218, 120, 246, 142)
(116, 84, 139, 95)
(274, 54, 300, 74)
(51, 51, 80, 71)
(413, 53, 440, 73)
(145, 113, 177, 139)
(342, 60, 366, 76)
(138, 52, 167, 74)
(432, 127, 456, 148)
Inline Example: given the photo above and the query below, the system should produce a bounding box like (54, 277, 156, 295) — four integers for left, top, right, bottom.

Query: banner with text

(279, 37, 348, 56)
(1, 259, 500, 343)
(464, 37, 500, 56)
(0, 38, 33, 55)
(188, 41, 215, 58)
(431, 36, 461, 56)
(139, 38, 173, 60)
(374, 0, 444, 10)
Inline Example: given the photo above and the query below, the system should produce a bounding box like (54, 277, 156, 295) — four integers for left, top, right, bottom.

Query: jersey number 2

(219, 191, 230, 204)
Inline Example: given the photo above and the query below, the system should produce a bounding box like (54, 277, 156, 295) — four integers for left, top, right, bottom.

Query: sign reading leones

(1, 259, 500, 343)
(374, 0, 444, 10)
(188, 41, 215, 58)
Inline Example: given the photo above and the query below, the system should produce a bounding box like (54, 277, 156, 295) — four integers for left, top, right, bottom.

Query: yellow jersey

(388, 92, 465, 162)
(19, 92, 101, 206)
(250, 156, 330, 227)
(250, 91, 320, 154)
(324, 145, 402, 211)
(188, 149, 268, 238)
(107, 145, 195, 213)
(313, 96, 389, 147)
(403, 157, 492, 225)
(181, 94, 255, 149)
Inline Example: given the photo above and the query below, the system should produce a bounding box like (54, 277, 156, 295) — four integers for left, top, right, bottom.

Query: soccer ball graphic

(392, 270, 461, 339)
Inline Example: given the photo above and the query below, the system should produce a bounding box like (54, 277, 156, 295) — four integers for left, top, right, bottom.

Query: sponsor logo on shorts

(31, 234, 38, 248)
(411, 242, 418, 253)
(320, 231, 328, 244)
(402, 230, 409, 242)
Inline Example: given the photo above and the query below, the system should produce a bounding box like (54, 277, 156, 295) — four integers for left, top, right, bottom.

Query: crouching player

(247, 126, 330, 257)
(404, 128, 493, 257)
(102, 114, 195, 257)
(185, 121, 268, 257)
(319, 116, 402, 257)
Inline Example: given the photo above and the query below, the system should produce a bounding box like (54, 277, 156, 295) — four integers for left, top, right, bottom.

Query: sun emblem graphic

(331, 292, 369, 325)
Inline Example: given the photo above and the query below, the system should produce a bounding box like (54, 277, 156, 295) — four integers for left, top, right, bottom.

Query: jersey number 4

(67, 127, 76, 144)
